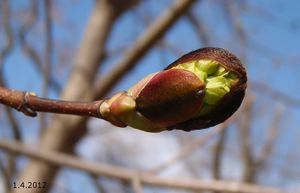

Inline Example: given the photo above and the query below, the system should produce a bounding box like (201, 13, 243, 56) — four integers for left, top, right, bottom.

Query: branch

(238, 97, 256, 182)
(149, 124, 226, 174)
(14, 1, 139, 193)
(250, 81, 300, 108)
(0, 140, 291, 193)
(186, 11, 210, 46)
(0, 158, 10, 193)
(0, 86, 103, 118)
(0, 0, 21, 183)
(18, 0, 61, 92)
(39, 0, 53, 128)
(0, 0, 21, 139)
(212, 125, 227, 181)
(255, 106, 283, 168)
(93, 0, 197, 98)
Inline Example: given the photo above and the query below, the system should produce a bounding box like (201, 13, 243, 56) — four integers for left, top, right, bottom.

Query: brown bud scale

(136, 69, 205, 127)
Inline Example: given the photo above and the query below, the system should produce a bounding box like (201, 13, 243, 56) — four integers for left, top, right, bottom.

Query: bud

(166, 47, 247, 131)
(99, 47, 247, 132)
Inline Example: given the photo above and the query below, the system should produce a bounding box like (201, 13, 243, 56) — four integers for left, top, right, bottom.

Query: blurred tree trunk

(12, 0, 136, 192)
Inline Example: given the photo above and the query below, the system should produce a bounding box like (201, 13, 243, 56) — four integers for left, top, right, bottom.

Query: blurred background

(0, 0, 300, 193)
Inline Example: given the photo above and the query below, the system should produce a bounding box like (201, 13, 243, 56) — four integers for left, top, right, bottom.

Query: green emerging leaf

(172, 59, 238, 116)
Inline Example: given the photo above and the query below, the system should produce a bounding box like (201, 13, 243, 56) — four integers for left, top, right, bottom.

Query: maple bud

(100, 47, 247, 132)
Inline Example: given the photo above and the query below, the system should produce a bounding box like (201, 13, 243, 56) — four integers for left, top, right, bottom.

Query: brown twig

(0, 86, 103, 118)
(0, 139, 291, 193)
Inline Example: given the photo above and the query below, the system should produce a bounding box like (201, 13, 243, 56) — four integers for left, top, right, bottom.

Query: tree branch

(149, 124, 225, 174)
(0, 139, 291, 193)
(0, 86, 103, 118)
(0, 0, 21, 184)
(14, 1, 138, 192)
(238, 97, 256, 182)
(93, 0, 197, 98)
(250, 81, 300, 108)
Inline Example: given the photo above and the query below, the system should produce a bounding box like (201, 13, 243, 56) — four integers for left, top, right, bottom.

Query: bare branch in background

(238, 97, 256, 182)
(250, 81, 300, 108)
(211, 125, 228, 193)
(221, 0, 247, 61)
(0, 0, 20, 139)
(89, 175, 108, 193)
(39, 0, 54, 128)
(0, 140, 291, 193)
(149, 123, 227, 174)
(94, 0, 197, 98)
(0, 0, 21, 184)
(18, 0, 61, 93)
(0, 157, 10, 193)
(237, 94, 284, 183)
(255, 106, 283, 168)
(157, 40, 185, 56)
(132, 173, 144, 193)
(14, 1, 140, 192)
(186, 11, 210, 46)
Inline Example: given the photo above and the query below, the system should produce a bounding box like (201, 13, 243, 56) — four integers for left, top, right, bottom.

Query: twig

(221, 0, 247, 61)
(0, 0, 21, 184)
(238, 97, 255, 182)
(211, 125, 228, 193)
(255, 106, 283, 168)
(89, 175, 107, 193)
(43, 0, 53, 98)
(0, 139, 291, 193)
(132, 173, 144, 193)
(0, 157, 10, 193)
(39, 0, 53, 128)
(0, 86, 103, 118)
(250, 81, 300, 108)
(18, 0, 61, 92)
(0, 0, 21, 138)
